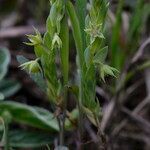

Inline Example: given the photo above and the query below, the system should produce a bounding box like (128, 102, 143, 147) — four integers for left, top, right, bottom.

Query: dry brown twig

(112, 96, 150, 136)
(132, 37, 150, 63)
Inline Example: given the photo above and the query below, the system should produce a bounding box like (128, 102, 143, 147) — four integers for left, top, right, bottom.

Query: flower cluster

(85, 0, 109, 44)
(47, 0, 64, 49)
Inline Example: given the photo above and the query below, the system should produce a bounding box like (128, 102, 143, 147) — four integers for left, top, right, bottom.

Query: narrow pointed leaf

(7, 130, 55, 148)
(93, 46, 108, 64)
(0, 48, 10, 80)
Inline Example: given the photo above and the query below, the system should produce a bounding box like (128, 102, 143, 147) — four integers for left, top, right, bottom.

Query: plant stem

(60, 16, 69, 87)
(76, 0, 87, 50)
(66, 1, 84, 68)
(57, 115, 65, 146)
(58, 6, 69, 145)
(57, 87, 68, 146)
(66, 1, 85, 139)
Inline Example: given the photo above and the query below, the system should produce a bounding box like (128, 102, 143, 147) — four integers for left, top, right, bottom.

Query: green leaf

(84, 46, 91, 67)
(66, 1, 84, 68)
(41, 52, 59, 102)
(34, 44, 45, 58)
(43, 31, 52, 49)
(75, 0, 87, 50)
(83, 64, 97, 111)
(111, 0, 124, 70)
(49, 2, 58, 27)
(0, 101, 59, 131)
(93, 46, 108, 64)
(46, 16, 55, 38)
(90, 38, 102, 54)
(60, 16, 69, 85)
(31, 73, 47, 91)
(8, 130, 55, 148)
(128, 0, 144, 48)
(0, 93, 4, 101)
(0, 48, 10, 80)
(0, 79, 21, 98)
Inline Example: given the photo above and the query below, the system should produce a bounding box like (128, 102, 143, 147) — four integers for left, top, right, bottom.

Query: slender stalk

(60, 121, 64, 146)
(58, 8, 69, 145)
(66, 1, 84, 68)
(60, 16, 69, 86)
(66, 1, 85, 140)
(76, 0, 87, 50)
(57, 115, 65, 146)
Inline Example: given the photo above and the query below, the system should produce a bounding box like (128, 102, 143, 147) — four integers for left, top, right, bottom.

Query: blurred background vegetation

(0, 0, 150, 149)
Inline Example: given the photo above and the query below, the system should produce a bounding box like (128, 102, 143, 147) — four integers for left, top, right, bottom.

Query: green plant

(0, 48, 21, 150)
(0, 0, 119, 149)
(108, 0, 149, 71)
(0, 48, 21, 101)
(67, 0, 118, 132)
(0, 48, 60, 149)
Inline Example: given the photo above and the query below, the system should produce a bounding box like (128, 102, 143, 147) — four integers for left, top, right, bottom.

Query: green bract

(25, 28, 43, 46)
(19, 59, 42, 74)
(99, 64, 119, 82)
(52, 33, 62, 49)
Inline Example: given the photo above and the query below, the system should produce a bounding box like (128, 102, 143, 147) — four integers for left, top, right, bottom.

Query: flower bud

(52, 33, 62, 49)
(99, 64, 119, 82)
(24, 27, 43, 46)
(85, 22, 104, 44)
(85, 0, 108, 44)
(19, 58, 42, 74)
